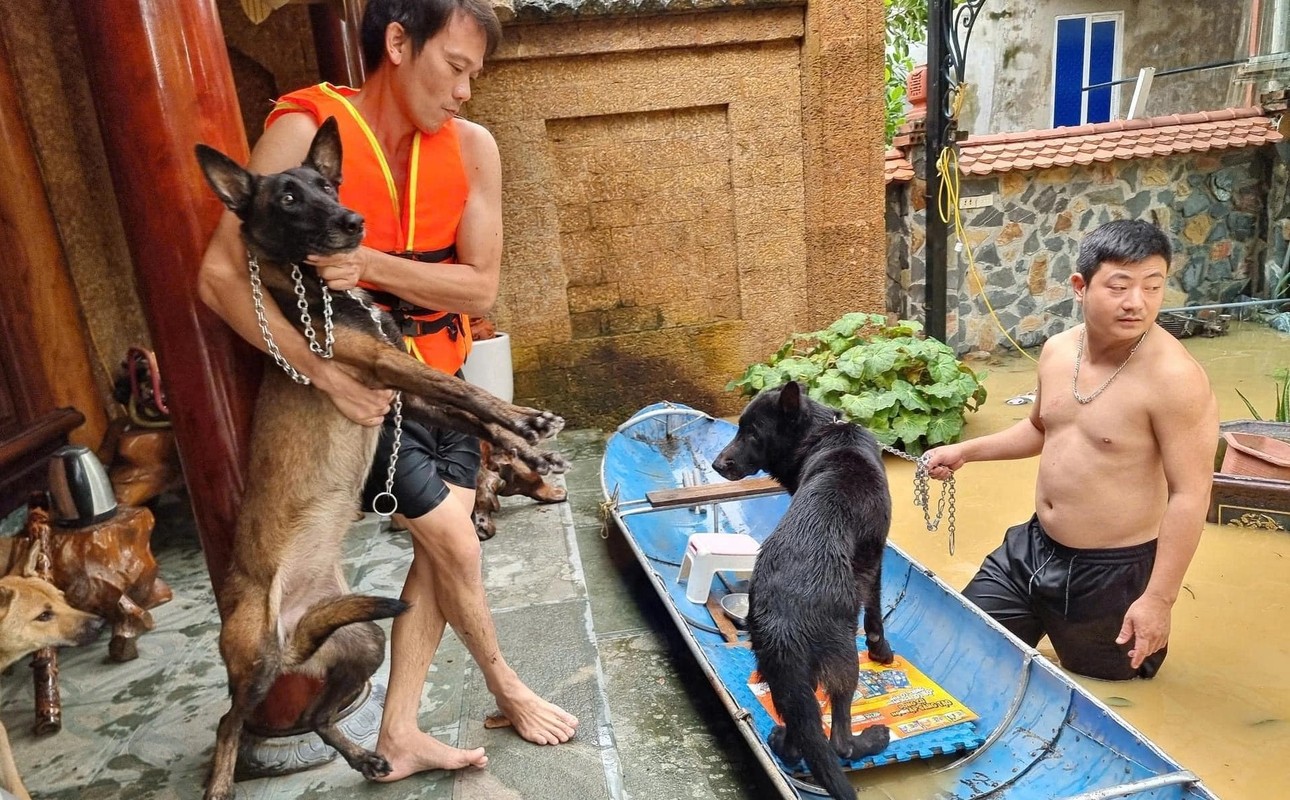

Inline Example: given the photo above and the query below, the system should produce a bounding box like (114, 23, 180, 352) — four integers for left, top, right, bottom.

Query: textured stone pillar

(800, 0, 887, 328)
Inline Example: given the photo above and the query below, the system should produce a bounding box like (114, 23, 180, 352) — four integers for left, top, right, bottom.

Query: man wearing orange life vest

(197, 0, 578, 782)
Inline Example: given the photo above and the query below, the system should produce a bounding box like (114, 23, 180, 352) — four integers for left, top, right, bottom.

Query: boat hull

(601, 403, 1219, 800)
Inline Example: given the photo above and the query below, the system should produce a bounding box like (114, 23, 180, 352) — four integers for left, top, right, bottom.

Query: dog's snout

(341, 211, 364, 236)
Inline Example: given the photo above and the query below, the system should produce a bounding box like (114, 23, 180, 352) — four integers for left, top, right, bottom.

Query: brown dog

(0, 550, 102, 800)
(472, 440, 568, 540)
(194, 118, 565, 800)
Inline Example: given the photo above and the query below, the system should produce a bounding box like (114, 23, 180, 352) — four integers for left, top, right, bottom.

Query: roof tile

(947, 107, 1282, 176)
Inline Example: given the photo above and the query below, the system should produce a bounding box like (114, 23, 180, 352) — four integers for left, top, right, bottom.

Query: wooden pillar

(0, 34, 109, 451)
(310, 0, 367, 87)
(68, 0, 258, 597)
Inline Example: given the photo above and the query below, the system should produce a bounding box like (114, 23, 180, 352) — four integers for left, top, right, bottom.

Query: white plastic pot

(460, 331, 514, 403)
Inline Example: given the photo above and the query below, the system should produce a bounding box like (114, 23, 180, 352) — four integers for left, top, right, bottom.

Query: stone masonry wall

(470, 3, 887, 428)
(890, 148, 1278, 354)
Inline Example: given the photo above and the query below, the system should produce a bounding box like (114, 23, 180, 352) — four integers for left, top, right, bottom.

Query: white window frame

(1051, 11, 1125, 127)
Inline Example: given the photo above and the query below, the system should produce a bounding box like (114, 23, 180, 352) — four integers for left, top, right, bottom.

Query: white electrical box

(959, 193, 994, 210)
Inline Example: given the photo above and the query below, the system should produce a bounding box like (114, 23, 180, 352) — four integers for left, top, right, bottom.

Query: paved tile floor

(4, 429, 774, 800)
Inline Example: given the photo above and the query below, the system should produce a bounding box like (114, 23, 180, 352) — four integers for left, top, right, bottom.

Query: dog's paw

(473, 509, 497, 541)
(852, 724, 891, 757)
(512, 409, 564, 442)
(354, 750, 393, 780)
(510, 446, 572, 477)
(767, 724, 801, 763)
(866, 636, 895, 665)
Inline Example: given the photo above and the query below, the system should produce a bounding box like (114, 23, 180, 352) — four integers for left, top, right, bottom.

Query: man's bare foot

(371, 729, 488, 782)
(493, 679, 579, 745)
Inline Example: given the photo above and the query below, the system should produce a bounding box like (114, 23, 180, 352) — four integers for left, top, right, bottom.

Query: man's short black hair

(1075, 219, 1173, 284)
(361, 0, 502, 73)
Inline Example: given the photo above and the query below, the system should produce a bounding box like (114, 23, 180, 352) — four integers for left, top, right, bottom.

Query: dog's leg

(330, 330, 562, 443)
(822, 647, 860, 760)
(401, 394, 567, 475)
(207, 601, 276, 800)
(298, 623, 392, 780)
(858, 566, 894, 665)
(0, 719, 32, 800)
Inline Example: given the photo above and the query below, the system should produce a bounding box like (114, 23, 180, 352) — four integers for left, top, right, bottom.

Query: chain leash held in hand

(247, 255, 404, 518)
(882, 443, 957, 556)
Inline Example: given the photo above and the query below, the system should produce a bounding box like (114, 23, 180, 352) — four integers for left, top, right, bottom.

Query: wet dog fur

(713, 381, 892, 800)
(195, 119, 566, 800)
(0, 550, 102, 800)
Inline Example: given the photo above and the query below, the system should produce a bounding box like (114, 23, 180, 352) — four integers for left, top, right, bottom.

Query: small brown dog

(0, 551, 102, 800)
(195, 119, 565, 799)
(472, 440, 568, 541)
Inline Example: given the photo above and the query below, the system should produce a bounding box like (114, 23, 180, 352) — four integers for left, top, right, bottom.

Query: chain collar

(1072, 325, 1149, 405)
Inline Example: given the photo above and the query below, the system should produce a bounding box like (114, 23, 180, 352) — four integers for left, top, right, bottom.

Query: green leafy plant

(1235, 369, 1290, 422)
(727, 312, 988, 455)
(884, 0, 929, 144)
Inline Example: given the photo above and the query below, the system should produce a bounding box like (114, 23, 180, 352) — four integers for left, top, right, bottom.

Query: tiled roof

(956, 107, 1283, 176)
(885, 147, 914, 184)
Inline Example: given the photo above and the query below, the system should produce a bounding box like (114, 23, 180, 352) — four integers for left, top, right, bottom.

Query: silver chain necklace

(1071, 325, 1149, 405)
(246, 254, 403, 516)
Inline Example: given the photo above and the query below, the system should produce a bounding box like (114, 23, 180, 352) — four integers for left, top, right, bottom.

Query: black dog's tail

(772, 667, 855, 800)
(284, 595, 408, 668)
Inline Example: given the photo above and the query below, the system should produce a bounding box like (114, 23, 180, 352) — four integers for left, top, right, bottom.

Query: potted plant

(460, 316, 513, 403)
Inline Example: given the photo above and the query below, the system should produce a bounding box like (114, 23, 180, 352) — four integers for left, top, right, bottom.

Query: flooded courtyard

(878, 323, 1289, 800)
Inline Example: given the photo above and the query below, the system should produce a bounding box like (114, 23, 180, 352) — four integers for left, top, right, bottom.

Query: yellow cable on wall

(934, 112, 1039, 364)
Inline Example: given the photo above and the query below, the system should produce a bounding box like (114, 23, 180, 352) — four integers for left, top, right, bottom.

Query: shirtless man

(923, 219, 1218, 680)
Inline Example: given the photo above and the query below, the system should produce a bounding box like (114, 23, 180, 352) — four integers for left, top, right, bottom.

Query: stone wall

(469, 1, 887, 427)
(889, 147, 1280, 354)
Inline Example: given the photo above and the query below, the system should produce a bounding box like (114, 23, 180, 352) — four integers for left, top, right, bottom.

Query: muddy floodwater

(863, 324, 1289, 800)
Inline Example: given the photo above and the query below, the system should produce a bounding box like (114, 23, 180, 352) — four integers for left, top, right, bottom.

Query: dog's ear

(195, 144, 255, 216)
(778, 380, 802, 414)
(18, 545, 40, 579)
(304, 117, 343, 186)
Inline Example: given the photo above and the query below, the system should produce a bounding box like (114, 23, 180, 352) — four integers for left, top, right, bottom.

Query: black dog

(713, 381, 893, 800)
(194, 118, 565, 800)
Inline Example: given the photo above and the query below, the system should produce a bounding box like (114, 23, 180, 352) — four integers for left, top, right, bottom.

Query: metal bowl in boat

(720, 592, 749, 628)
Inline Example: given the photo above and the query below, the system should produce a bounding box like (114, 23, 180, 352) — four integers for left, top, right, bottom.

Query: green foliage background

(728, 313, 988, 456)
(886, 0, 929, 144)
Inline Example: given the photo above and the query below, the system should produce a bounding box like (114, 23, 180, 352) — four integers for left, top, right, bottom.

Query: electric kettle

(47, 445, 118, 527)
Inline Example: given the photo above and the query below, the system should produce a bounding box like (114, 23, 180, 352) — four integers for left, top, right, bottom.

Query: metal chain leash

(248, 254, 313, 385)
(289, 262, 334, 358)
(882, 443, 957, 556)
(247, 256, 404, 518)
(370, 391, 403, 518)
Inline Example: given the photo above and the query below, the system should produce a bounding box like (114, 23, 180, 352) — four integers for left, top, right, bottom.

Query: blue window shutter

(1087, 20, 1117, 123)
(1054, 18, 1087, 127)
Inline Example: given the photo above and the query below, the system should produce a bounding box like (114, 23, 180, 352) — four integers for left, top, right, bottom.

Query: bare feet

(492, 678, 579, 745)
(371, 728, 488, 782)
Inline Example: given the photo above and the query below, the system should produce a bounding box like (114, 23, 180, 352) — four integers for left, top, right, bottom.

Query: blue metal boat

(600, 402, 1221, 800)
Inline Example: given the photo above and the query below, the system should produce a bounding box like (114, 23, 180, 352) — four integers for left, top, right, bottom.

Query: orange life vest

(266, 83, 472, 372)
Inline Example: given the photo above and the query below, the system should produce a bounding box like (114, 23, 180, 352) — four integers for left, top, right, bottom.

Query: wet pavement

(3, 323, 1288, 799)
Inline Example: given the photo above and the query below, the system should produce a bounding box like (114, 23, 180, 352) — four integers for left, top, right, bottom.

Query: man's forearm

(360, 249, 497, 316)
(1142, 493, 1208, 605)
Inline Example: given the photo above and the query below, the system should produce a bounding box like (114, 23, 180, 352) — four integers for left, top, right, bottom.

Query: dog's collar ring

(371, 491, 398, 517)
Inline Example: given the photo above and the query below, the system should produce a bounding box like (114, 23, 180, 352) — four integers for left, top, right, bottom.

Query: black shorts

(962, 514, 1165, 681)
(361, 414, 480, 519)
